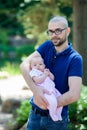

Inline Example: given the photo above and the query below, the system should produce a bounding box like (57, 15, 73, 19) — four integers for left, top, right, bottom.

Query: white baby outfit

(29, 68, 63, 121)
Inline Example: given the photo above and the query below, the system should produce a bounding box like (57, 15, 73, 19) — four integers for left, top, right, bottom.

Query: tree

(17, 0, 60, 38)
(73, 0, 87, 85)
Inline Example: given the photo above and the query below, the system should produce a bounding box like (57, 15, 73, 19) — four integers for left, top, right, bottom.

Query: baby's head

(30, 56, 45, 71)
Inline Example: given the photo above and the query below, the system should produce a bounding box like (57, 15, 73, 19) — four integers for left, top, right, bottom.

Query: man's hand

(33, 86, 50, 109)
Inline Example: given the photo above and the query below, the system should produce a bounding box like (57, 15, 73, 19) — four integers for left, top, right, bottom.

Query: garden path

(0, 75, 33, 130)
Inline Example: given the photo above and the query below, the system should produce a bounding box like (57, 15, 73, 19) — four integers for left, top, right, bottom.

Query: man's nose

(51, 32, 57, 38)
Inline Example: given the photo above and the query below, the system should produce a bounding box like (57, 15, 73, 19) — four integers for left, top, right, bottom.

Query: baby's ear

(29, 63, 31, 70)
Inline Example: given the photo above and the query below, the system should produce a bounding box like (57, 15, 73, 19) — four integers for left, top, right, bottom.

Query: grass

(0, 60, 21, 76)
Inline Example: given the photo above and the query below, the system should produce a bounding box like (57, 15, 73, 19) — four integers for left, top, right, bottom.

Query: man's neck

(55, 42, 69, 53)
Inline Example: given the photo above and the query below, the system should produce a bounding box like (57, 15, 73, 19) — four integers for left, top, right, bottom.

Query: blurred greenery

(68, 85, 87, 130)
(0, 44, 35, 77)
(16, 100, 31, 126)
(5, 100, 31, 130)
(0, 29, 9, 45)
(0, 0, 73, 38)
(0, 0, 73, 70)
(0, 62, 20, 76)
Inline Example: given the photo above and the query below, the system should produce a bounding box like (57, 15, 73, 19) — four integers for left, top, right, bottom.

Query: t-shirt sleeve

(68, 55, 83, 77)
(36, 40, 51, 58)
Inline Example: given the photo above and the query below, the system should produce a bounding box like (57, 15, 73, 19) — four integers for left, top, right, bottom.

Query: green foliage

(0, 29, 9, 44)
(58, 0, 73, 6)
(0, 8, 24, 36)
(0, 0, 73, 41)
(0, 62, 20, 75)
(17, 3, 59, 38)
(36, 32, 49, 47)
(6, 100, 31, 130)
(69, 86, 87, 129)
(0, 0, 24, 9)
(0, 44, 35, 60)
(15, 44, 35, 58)
(0, 44, 35, 76)
(0, 44, 15, 52)
(15, 100, 31, 126)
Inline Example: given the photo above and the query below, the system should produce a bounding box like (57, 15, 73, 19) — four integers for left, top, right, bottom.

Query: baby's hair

(29, 56, 44, 69)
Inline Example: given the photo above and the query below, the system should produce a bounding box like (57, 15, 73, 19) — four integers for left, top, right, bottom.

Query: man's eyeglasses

(47, 28, 67, 36)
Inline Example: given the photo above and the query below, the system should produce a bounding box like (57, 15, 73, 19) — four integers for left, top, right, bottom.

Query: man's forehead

(49, 16, 68, 27)
(48, 22, 64, 29)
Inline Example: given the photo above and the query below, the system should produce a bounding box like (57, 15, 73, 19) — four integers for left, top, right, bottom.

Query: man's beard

(52, 37, 66, 47)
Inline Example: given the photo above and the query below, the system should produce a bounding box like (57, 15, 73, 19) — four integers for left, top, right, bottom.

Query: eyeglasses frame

(47, 27, 67, 36)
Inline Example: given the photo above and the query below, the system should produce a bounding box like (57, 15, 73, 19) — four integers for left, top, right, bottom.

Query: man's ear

(67, 27, 70, 36)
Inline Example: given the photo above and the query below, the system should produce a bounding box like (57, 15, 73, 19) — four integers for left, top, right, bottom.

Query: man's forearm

(20, 51, 43, 93)
(20, 61, 36, 93)
(57, 90, 80, 107)
(58, 77, 82, 107)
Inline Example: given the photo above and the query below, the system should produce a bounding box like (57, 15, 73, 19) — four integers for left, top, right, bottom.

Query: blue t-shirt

(30, 40, 83, 117)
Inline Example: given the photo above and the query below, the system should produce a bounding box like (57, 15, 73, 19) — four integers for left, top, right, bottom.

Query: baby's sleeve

(29, 69, 41, 78)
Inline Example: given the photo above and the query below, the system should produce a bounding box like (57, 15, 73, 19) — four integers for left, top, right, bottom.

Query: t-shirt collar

(52, 42, 72, 56)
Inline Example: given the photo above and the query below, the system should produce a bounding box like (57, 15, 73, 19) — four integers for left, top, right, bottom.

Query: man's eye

(56, 29, 61, 33)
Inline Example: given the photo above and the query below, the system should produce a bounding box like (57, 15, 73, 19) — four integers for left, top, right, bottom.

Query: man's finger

(43, 89, 51, 94)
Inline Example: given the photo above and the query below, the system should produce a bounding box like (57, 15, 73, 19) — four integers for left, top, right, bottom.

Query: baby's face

(31, 58, 45, 71)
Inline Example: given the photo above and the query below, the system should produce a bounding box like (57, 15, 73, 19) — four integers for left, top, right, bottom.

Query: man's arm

(57, 76, 82, 107)
(20, 51, 40, 92)
(20, 51, 49, 109)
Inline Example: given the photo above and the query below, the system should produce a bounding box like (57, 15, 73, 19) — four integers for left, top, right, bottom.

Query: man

(20, 16, 83, 130)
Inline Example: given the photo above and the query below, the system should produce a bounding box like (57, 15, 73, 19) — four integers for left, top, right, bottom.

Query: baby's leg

(56, 106, 63, 121)
(44, 93, 59, 121)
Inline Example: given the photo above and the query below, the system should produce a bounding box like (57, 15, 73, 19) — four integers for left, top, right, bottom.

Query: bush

(5, 100, 31, 130)
(0, 62, 20, 75)
(0, 29, 9, 45)
(15, 100, 31, 126)
(0, 44, 35, 61)
(68, 86, 87, 130)
(15, 44, 35, 58)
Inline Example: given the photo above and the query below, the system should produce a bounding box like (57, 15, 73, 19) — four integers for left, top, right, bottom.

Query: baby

(29, 56, 62, 121)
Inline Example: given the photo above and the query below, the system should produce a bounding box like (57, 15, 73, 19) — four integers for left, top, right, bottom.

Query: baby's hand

(44, 69, 50, 76)
(45, 68, 50, 71)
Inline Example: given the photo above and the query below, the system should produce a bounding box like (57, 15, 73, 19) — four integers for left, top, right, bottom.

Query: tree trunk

(73, 0, 87, 85)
